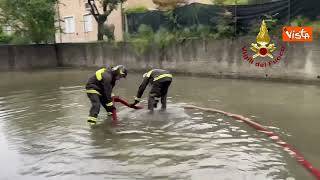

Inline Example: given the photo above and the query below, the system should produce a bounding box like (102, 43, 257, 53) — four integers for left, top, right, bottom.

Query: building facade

(55, 0, 127, 43)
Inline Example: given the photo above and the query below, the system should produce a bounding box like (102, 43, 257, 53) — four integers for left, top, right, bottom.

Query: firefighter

(85, 65, 127, 125)
(130, 69, 172, 112)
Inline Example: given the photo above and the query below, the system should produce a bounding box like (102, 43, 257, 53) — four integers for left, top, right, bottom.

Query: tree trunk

(159, 47, 165, 68)
(97, 21, 104, 40)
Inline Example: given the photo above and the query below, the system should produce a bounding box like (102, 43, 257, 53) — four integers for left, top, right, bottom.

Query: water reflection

(0, 70, 316, 179)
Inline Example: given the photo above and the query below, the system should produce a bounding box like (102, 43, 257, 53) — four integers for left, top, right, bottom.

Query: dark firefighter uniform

(131, 69, 172, 111)
(85, 65, 127, 125)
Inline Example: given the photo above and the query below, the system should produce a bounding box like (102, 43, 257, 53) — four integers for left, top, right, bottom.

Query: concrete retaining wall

(0, 45, 58, 70)
(1, 38, 320, 83)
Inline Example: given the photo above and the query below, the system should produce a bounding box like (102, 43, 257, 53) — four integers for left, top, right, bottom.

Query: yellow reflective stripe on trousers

(86, 89, 101, 96)
(106, 102, 113, 106)
(87, 116, 97, 125)
(88, 116, 97, 121)
(96, 68, 106, 81)
(134, 96, 141, 101)
(153, 74, 173, 81)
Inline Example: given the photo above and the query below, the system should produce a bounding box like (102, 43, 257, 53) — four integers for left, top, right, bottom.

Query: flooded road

(0, 70, 319, 180)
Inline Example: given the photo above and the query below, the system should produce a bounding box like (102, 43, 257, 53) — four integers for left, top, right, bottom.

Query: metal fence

(125, 0, 319, 35)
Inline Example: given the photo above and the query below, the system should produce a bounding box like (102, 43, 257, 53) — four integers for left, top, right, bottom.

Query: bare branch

(88, 0, 100, 21)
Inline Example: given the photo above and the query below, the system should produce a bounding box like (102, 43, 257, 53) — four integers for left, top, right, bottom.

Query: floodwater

(0, 70, 319, 180)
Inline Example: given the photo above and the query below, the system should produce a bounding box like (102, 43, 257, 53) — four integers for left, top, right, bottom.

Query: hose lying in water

(112, 96, 143, 121)
(183, 104, 320, 180)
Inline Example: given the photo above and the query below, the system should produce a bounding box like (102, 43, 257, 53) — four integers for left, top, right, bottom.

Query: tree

(0, 26, 12, 44)
(152, 0, 187, 10)
(88, 0, 126, 41)
(152, 0, 187, 32)
(0, 0, 57, 44)
(150, 0, 185, 65)
(213, 0, 250, 5)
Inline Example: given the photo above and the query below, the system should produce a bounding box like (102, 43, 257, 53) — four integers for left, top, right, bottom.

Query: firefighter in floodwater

(85, 65, 128, 125)
(130, 69, 173, 112)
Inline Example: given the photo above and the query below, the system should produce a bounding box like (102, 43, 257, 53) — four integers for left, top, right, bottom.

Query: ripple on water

(0, 85, 304, 180)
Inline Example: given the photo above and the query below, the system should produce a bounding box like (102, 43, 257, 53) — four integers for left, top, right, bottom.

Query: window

(64, 16, 75, 33)
(84, 2, 91, 11)
(83, 14, 93, 32)
(84, 0, 95, 11)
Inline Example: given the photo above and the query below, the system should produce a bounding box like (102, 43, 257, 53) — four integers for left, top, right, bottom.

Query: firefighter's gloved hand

(129, 100, 140, 108)
(106, 105, 116, 116)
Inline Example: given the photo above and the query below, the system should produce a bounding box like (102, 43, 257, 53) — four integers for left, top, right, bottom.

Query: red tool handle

(112, 108, 117, 122)
(113, 96, 143, 109)
(111, 96, 143, 122)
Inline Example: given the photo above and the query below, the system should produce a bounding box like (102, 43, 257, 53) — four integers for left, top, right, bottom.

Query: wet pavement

(0, 70, 319, 180)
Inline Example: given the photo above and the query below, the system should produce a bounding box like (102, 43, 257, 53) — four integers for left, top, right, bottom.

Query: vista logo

(282, 26, 313, 42)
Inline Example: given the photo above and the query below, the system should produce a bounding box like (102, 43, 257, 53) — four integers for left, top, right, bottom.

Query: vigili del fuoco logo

(242, 20, 286, 68)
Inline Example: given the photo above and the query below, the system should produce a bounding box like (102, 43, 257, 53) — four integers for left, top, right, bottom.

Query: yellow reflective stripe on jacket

(96, 68, 107, 81)
(143, 70, 154, 78)
(86, 89, 101, 96)
(106, 102, 113, 106)
(154, 74, 173, 81)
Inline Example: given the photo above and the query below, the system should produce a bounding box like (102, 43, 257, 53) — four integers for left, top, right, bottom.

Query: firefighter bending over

(130, 69, 172, 112)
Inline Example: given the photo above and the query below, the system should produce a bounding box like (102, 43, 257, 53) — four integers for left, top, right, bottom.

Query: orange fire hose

(183, 104, 320, 180)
